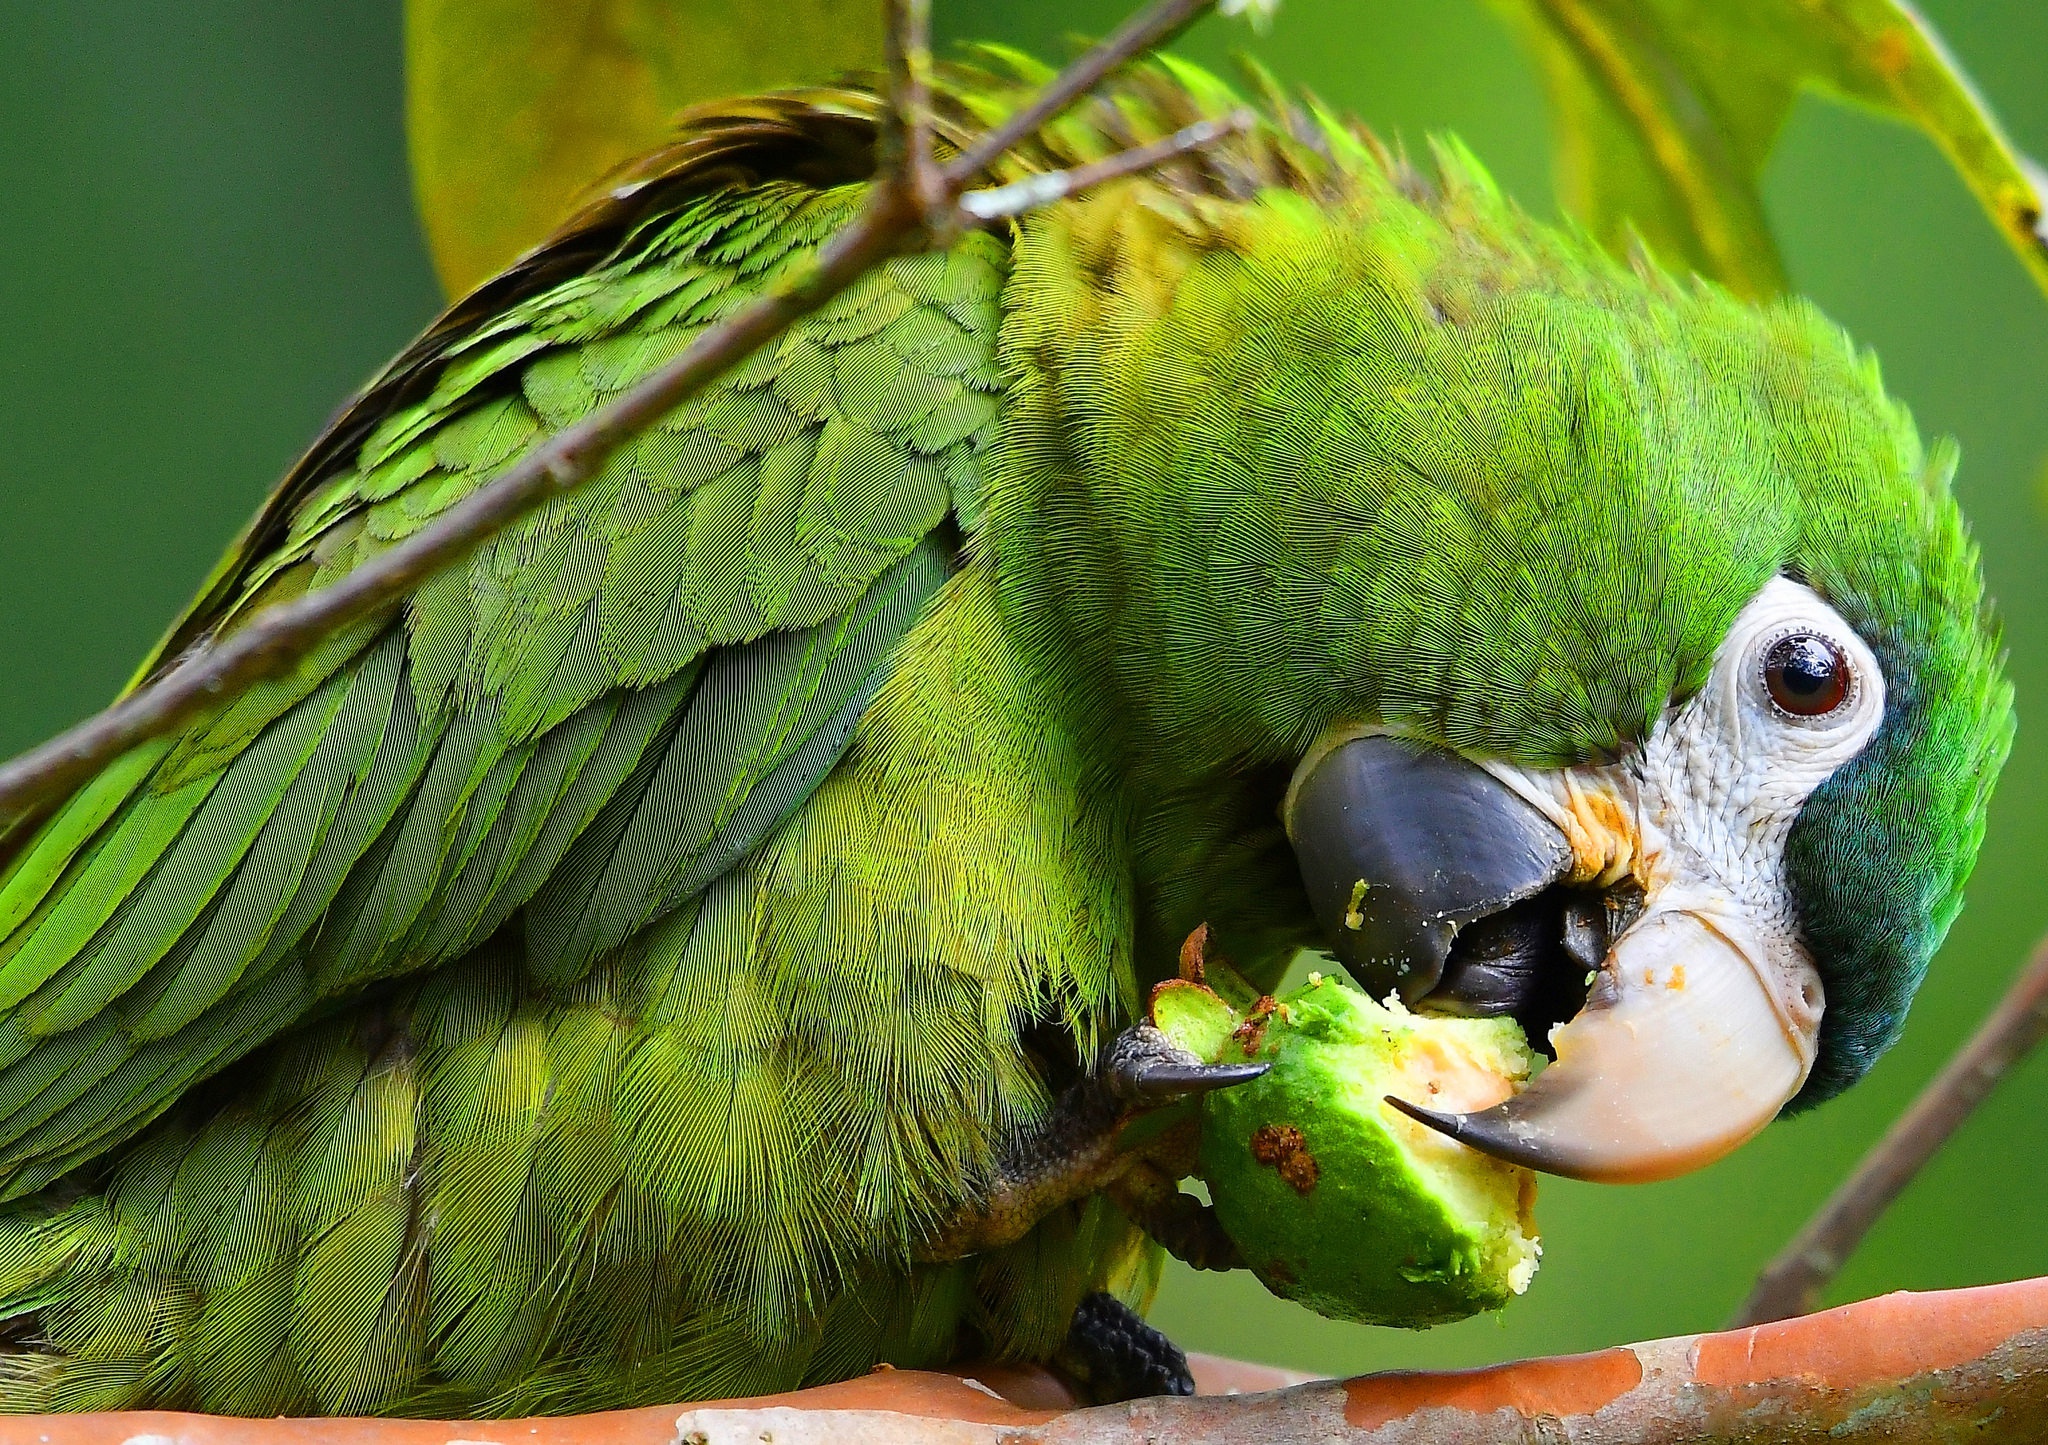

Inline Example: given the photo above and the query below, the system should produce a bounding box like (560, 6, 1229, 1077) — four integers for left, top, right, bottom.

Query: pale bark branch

(1733, 928, 2048, 1327)
(22, 1278, 2048, 1443)
(0, 0, 1242, 830)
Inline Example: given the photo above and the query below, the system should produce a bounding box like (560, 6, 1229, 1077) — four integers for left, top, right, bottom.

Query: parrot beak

(1285, 731, 1825, 1184)
(1384, 887, 1824, 1183)
(1283, 729, 1574, 1005)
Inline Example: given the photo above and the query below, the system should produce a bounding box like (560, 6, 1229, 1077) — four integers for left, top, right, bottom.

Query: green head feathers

(979, 58, 2012, 1101)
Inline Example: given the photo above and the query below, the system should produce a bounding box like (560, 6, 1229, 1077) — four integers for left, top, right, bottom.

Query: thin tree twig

(882, 0, 944, 219)
(1732, 929, 2048, 1327)
(941, 0, 1217, 186)
(0, 0, 1239, 831)
(0, 203, 910, 829)
(959, 110, 1254, 220)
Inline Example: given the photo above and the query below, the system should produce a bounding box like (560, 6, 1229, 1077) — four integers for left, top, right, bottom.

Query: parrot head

(998, 115, 2013, 1185)
(1258, 204, 2014, 1184)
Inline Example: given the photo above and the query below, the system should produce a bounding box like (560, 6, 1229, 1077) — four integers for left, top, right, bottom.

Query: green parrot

(0, 54, 2011, 1416)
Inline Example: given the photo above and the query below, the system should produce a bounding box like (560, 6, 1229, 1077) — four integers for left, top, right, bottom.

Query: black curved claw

(1107, 1023, 1269, 1108)
(1115, 1060, 1271, 1106)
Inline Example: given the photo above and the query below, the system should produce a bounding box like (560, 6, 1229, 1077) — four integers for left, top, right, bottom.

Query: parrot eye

(1762, 631, 1852, 718)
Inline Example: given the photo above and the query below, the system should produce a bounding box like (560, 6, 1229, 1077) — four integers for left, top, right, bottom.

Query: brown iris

(1763, 632, 1850, 717)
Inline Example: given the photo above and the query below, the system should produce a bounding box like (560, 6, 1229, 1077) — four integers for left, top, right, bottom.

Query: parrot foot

(1053, 1292, 1196, 1403)
(915, 1025, 1264, 1264)
(1105, 1159, 1242, 1272)
(915, 1069, 1129, 1263)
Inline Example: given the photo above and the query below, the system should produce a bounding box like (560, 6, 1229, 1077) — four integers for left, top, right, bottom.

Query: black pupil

(1765, 632, 1851, 717)
(1774, 636, 1837, 697)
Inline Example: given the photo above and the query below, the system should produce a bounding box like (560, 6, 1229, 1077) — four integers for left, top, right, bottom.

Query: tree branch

(940, 0, 1219, 187)
(881, 0, 944, 219)
(1732, 929, 2048, 1327)
(20, 1277, 2048, 1443)
(0, 0, 1243, 830)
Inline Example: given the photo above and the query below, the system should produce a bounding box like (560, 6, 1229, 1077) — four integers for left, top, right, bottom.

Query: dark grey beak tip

(1383, 1093, 1463, 1139)
(1385, 1093, 1558, 1175)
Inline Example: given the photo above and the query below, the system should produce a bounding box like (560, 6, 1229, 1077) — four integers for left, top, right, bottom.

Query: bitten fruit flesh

(1159, 975, 1542, 1326)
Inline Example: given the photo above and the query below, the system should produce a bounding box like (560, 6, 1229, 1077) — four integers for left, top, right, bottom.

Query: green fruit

(1177, 977, 1542, 1327)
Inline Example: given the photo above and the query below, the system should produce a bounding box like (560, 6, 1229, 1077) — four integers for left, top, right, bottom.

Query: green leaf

(1487, 0, 2048, 300)
(405, 0, 884, 296)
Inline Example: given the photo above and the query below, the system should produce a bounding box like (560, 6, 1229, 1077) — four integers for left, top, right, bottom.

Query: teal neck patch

(1784, 517, 2011, 1107)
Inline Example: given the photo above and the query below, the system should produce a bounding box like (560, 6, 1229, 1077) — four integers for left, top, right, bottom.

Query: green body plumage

(0, 56, 2008, 1413)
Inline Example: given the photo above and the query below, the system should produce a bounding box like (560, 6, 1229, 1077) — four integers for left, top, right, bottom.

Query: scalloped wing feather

(0, 163, 1004, 1203)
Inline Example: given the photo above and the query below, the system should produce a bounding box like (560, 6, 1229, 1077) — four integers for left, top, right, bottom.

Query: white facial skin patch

(1488, 575, 1885, 1034)
(1454, 577, 1888, 1180)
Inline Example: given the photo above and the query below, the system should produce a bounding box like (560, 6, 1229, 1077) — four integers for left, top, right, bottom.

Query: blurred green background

(2, 0, 2045, 1381)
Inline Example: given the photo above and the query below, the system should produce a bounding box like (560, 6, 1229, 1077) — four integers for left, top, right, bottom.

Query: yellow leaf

(1489, 0, 2048, 302)
(406, 0, 884, 296)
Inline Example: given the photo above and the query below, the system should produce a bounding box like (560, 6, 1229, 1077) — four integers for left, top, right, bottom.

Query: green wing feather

(0, 113, 1003, 1208)
(0, 67, 1313, 1414)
